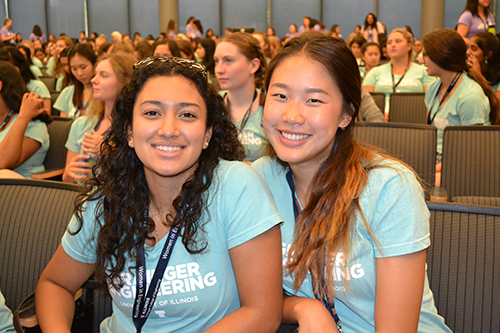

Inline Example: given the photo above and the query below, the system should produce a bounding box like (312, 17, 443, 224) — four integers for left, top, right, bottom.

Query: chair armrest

(430, 186, 448, 202)
(31, 168, 64, 180)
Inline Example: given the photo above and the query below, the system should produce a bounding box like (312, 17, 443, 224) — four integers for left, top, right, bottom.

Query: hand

(81, 130, 103, 156)
(64, 153, 92, 182)
(18, 92, 47, 120)
(467, 54, 482, 73)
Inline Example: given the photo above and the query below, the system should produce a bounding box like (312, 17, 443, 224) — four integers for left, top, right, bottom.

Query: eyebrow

(270, 83, 330, 95)
(140, 100, 201, 109)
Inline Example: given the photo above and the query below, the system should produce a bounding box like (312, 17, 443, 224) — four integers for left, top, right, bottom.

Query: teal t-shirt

(30, 65, 42, 79)
(54, 85, 91, 118)
(363, 62, 436, 114)
(425, 73, 490, 154)
(65, 115, 100, 153)
(0, 114, 49, 178)
(62, 160, 283, 333)
(32, 57, 44, 69)
(27, 79, 51, 99)
(233, 105, 267, 162)
(253, 157, 452, 333)
(46, 56, 56, 76)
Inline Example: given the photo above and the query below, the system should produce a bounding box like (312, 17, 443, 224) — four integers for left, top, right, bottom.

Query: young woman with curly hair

(214, 32, 268, 162)
(36, 57, 282, 332)
(253, 34, 451, 333)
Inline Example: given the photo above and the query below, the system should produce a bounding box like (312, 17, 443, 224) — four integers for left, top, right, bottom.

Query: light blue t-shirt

(46, 56, 56, 76)
(30, 65, 42, 79)
(27, 79, 51, 99)
(363, 62, 436, 114)
(32, 57, 44, 69)
(0, 114, 49, 178)
(54, 85, 91, 118)
(65, 115, 100, 153)
(425, 73, 490, 154)
(0, 288, 14, 333)
(62, 160, 282, 333)
(253, 157, 452, 333)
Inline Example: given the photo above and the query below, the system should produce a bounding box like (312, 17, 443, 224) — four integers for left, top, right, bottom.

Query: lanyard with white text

(427, 71, 462, 125)
(0, 110, 15, 131)
(285, 168, 342, 332)
(391, 64, 409, 92)
(227, 89, 258, 131)
(132, 208, 179, 333)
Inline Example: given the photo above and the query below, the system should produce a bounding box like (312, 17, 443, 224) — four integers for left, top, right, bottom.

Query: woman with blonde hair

(363, 28, 434, 115)
(62, 52, 135, 183)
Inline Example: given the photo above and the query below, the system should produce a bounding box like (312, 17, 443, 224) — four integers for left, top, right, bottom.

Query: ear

(339, 114, 352, 130)
(127, 127, 134, 148)
(249, 58, 261, 75)
(203, 126, 213, 149)
(0, 81, 3, 93)
(486, 50, 493, 61)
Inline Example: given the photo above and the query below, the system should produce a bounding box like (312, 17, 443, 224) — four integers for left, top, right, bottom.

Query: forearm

(0, 116, 31, 169)
(204, 306, 280, 333)
(283, 294, 338, 332)
(35, 279, 76, 333)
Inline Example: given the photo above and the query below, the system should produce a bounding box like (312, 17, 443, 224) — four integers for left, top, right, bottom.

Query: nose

(282, 101, 304, 126)
(158, 112, 180, 138)
(91, 76, 97, 84)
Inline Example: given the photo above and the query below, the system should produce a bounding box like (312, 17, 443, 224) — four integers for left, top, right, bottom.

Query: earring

(128, 140, 134, 148)
(203, 141, 209, 149)
(485, 59, 489, 64)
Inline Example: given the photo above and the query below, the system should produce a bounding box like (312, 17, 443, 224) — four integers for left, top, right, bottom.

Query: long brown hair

(423, 28, 499, 124)
(265, 34, 406, 301)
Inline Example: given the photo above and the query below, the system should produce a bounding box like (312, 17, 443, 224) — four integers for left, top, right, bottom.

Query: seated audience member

(36, 56, 282, 333)
(0, 62, 50, 179)
(62, 52, 135, 183)
(359, 41, 381, 79)
(423, 29, 498, 184)
(347, 25, 361, 45)
(199, 38, 216, 75)
(18, 45, 43, 78)
(54, 44, 96, 117)
(414, 39, 424, 64)
(133, 40, 154, 61)
(0, 288, 14, 332)
(349, 35, 367, 65)
(363, 28, 434, 116)
(176, 39, 194, 60)
(153, 39, 181, 57)
(252, 31, 272, 64)
(47, 36, 73, 76)
(0, 47, 51, 113)
(286, 24, 299, 39)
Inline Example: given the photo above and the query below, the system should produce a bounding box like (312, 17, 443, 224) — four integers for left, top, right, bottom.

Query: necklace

(226, 89, 258, 131)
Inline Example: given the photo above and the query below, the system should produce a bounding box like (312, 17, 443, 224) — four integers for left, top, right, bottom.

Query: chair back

(441, 126, 500, 200)
(354, 122, 437, 187)
(426, 202, 500, 333)
(0, 179, 81, 310)
(39, 76, 57, 91)
(388, 92, 427, 124)
(369, 92, 385, 113)
(44, 117, 73, 171)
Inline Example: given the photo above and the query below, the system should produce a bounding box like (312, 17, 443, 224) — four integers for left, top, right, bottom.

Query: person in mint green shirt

(363, 28, 436, 115)
(254, 34, 451, 332)
(0, 288, 14, 333)
(36, 57, 282, 333)
(0, 62, 50, 179)
(214, 32, 268, 162)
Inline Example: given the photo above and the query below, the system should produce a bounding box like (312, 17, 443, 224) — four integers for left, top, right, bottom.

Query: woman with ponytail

(423, 29, 497, 183)
(253, 34, 451, 333)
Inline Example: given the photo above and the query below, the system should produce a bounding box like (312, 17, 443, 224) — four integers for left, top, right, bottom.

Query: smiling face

(70, 54, 94, 85)
(264, 55, 350, 171)
(55, 40, 67, 56)
(91, 59, 121, 103)
(129, 75, 212, 183)
(214, 41, 258, 91)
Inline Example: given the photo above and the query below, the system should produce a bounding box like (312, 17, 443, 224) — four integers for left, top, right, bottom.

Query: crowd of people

(0, 0, 498, 331)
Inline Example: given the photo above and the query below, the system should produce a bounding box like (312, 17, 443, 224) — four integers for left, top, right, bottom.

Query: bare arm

(456, 23, 470, 44)
(374, 250, 426, 333)
(0, 93, 46, 169)
(364, 85, 375, 93)
(203, 226, 282, 333)
(36, 244, 95, 333)
(282, 294, 338, 333)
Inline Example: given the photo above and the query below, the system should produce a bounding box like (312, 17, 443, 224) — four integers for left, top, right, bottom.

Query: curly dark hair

(74, 57, 245, 289)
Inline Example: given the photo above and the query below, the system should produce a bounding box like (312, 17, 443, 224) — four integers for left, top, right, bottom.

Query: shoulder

(70, 115, 97, 132)
(27, 79, 51, 98)
(215, 160, 265, 184)
(25, 119, 49, 143)
(425, 77, 441, 101)
(459, 10, 473, 23)
(252, 156, 286, 178)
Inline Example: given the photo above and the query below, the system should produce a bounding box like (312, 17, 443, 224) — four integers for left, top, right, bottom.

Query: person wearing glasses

(36, 57, 282, 332)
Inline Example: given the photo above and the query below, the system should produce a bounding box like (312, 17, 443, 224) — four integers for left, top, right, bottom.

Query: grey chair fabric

(0, 179, 81, 311)
(426, 202, 500, 333)
(369, 92, 385, 113)
(39, 76, 57, 91)
(452, 196, 500, 207)
(441, 125, 500, 200)
(354, 122, 437, 187)
(388, 92, 427, 124)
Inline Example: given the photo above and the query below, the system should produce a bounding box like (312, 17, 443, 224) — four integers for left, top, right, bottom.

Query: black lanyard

(285, 169, 342, 332)
(227, 89, 258, 131)
(391, 64, 409, 92)
(427, 71, 462, 125)
(0, 110, 15, 131)
(132, 208, 179, 333)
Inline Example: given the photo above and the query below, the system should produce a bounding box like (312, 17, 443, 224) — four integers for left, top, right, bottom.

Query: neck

(439, 70, 460, 89)
(0, 99, 10, 119)
(104, 100, 114, 119)
(391, 56, 409, 69)
(479, 5, 486, 16)
(226, 80, 256, 111)
(289, 162, 321, 207)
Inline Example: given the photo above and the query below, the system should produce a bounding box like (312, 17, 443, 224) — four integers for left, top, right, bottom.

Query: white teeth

(281, 131, 309, 141)
(155, 145, 183, 152)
